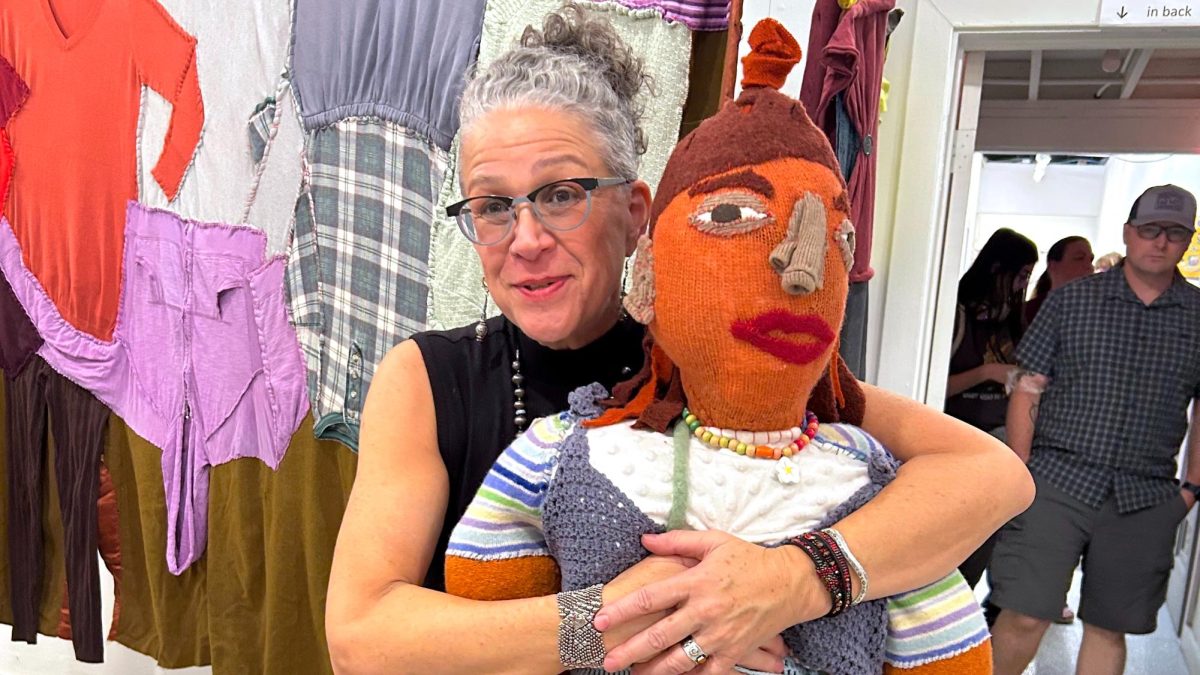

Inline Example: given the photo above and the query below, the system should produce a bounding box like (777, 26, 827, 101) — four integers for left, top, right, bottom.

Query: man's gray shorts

(989, 473, 1188, 634)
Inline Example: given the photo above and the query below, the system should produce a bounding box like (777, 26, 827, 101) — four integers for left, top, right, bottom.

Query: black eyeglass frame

(446, 177, 632, 246)
(1128, 222, 1194, 244)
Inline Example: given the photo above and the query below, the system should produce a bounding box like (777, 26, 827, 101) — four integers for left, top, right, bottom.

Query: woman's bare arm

(835, 382, 1034, 597)
(326, 341, 689, 674)
(596, 382, 1034, 673)
(325, 341, 564, 674)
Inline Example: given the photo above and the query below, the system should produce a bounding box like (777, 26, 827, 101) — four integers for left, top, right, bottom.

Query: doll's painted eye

(694, 204, 768, 225)
(690, 191, 774, 235)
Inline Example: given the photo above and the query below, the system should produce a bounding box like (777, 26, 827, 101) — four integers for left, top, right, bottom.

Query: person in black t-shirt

(945, 227, 1037, 587)
(946, 228, 1038, 439)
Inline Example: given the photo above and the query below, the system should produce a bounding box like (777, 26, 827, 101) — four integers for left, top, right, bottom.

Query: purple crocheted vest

(542, 384, 900, 675)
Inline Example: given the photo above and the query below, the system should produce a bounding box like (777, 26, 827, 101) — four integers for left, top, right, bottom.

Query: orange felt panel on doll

(883, 638, 993, 675)
(444, 555, 562, 601)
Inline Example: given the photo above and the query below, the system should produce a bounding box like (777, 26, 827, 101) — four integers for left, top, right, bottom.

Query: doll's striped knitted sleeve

(443, 414, 572, 600)
(883, 571, 993, 674)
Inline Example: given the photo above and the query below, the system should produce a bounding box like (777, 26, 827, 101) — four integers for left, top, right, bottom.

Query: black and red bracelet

(790, 533, 846, 615)
(818, 530, 854, 615)
(789, 531, 853, 616)
(818, 530, 854, 608)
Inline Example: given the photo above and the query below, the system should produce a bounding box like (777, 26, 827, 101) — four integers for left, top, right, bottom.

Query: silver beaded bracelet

(823, 527, 869, 606)
(556, 584, 606, 668)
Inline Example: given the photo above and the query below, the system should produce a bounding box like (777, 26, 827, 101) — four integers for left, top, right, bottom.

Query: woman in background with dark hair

(945, 227, 1038, 587)
(1024, 236, 1093, 324)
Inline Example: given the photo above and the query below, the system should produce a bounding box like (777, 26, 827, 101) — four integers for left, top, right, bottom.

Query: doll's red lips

(731, 311, 835, 365)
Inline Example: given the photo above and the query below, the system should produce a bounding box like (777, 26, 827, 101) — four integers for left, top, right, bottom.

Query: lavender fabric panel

(204, 255, 308, 468)
(0, 203, 308, 575)
(609, 0, 730, 30)
(0, 218, 155, 436)
(291, 0, 486, 148)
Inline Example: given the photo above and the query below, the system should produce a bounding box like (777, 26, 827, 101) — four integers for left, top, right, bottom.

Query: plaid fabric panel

(287, 119, 447, 449)
(285, 186, 325, 402)
(248, 98, 278, 165)
(1019, 267, 1200, 512)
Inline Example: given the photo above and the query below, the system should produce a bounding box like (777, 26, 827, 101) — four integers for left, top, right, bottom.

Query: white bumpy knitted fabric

(137, 0, 296, 253)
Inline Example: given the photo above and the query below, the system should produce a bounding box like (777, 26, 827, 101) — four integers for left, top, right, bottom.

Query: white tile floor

(0, 639, 211, 675)
(0, 565, 211, 675)
(977, 570, 1192, 675)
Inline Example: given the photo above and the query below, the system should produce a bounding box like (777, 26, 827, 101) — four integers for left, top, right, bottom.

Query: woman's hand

(595, 530, 825, 674)
(601, 554, 698, 651)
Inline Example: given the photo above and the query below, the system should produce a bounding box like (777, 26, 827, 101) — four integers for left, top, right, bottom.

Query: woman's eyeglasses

(446, 177, 631, 246)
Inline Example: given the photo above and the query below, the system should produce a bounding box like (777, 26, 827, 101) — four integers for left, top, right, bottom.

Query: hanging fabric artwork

(0, 0, 204, 342)
(0, 203, 309, 575)
(136, 0, 296, 254)
(286, 120, 448, 450)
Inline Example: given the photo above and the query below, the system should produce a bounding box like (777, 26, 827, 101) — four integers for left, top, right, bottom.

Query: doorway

(919, 43, 1200, 674)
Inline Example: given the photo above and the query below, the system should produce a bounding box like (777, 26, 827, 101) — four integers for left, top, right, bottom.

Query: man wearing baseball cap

(990, 184, 1200, 675)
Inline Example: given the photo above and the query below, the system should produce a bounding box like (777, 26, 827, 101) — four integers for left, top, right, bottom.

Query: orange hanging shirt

(0, 0, 203, 340)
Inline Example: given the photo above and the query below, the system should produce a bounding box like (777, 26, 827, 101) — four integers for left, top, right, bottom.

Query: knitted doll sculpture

(444, 19, 992, 675)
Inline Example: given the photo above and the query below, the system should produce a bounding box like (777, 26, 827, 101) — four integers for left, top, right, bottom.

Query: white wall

(927, 0, 1114, 27)
(738, 1, 817, 98)
(966, 161, 1106, 277)
(975, 163, 1106, 219)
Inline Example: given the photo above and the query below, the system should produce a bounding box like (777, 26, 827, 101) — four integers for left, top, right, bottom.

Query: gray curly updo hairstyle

(459, 2, 651, 180)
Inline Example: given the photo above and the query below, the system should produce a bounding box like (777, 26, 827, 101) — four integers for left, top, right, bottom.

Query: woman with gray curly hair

(327, 5, 1032, 674)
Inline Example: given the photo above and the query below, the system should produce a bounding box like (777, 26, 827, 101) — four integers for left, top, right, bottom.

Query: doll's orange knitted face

(649, 157, 853, 430)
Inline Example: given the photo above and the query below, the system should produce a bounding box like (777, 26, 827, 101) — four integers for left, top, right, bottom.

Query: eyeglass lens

(458, 180, 592, 245)
(1136, 224, 1193, 243)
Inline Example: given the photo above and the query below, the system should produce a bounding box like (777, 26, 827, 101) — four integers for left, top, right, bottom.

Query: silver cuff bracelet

(556, 584, 606, 668)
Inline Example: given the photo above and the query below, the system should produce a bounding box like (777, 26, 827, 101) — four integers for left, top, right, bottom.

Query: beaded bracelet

(822, 527, 868, 606)
(789, 531, 853, 616)
(812, 531, 853, 613)
(792, 534, 848, 616)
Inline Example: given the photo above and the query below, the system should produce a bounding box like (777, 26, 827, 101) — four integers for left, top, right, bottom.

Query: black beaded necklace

(511, 348, 527, 434)
(505, 314, 642, 439)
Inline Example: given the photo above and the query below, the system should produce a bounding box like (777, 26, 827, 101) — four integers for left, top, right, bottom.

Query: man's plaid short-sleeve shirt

(1017, 264, 1200, 513)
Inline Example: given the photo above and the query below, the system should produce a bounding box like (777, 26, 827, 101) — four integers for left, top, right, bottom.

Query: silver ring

(681, 636, 708, 665)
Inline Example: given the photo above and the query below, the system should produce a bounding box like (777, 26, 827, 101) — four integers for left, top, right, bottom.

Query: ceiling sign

(1099, 0, 1200, 26)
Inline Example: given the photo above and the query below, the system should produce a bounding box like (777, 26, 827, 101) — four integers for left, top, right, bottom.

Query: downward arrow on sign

(1118, 5, 1128, 17)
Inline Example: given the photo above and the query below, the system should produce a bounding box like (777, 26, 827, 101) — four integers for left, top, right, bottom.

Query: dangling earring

(475, 277, 490, 342)
(619, 256, 631, 320)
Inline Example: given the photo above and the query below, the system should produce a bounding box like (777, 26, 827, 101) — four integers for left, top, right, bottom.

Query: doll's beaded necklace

(681, 407, 818, 460)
